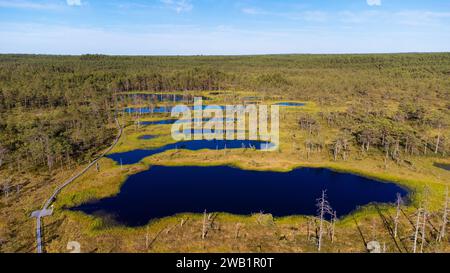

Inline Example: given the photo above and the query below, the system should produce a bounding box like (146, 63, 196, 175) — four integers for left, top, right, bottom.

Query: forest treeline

(0, 53, 449, 172)
(299, 101, 448, 165)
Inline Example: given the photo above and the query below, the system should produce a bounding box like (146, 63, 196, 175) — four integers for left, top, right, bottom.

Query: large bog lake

(71, 166, 408, 227)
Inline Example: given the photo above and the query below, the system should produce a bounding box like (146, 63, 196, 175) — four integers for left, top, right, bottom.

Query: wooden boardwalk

(33, 118, 123, 253)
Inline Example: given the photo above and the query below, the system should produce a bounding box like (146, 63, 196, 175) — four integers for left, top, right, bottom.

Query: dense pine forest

(0, 53, 449, 173)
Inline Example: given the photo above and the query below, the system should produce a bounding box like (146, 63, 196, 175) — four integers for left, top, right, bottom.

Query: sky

(0, 0, 449, 55)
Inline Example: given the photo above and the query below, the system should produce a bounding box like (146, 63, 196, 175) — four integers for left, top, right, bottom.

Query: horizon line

(1, 51, 449, 57)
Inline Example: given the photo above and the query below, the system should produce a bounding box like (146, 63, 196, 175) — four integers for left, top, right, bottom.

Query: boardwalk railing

(34, 118, 123, 253)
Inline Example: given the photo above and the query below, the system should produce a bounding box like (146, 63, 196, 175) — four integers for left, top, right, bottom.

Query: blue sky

(0, 0, 449, 55)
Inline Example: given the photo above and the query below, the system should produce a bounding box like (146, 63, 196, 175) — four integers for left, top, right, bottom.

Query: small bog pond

(140, 117, 235, 126)
(125, 102, 305, 114)
(125, 105, 225, 114)
(71, 166, 408, 227)
(125, 106, 172, 114)
(135, 93, 187, 102)
(106, 140, 273, 165)
(138, 135, 157, 140)
(120, 93, 209, 102)
(434, 163, 450, 171)
(140, 119, 177, 125)
(274, 102, 306, 107)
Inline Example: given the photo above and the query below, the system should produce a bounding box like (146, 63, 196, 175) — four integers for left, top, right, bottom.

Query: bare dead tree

(420, 209, 427, 253)
(0, 145, 7, 168)
(305, 139, 311, 159)
(435, 123, 441, 154)
(316, 190, 333, 251)
(342, 138, 349, 161)
(332, 139, 342, 161)
(438, 186, 448, 242)
(419, 187, 431, 252)
(2, 181, 10, 199)
(394, 193, 403, 238)
(202, 209, 208, 240)
(306, 217, 312, 241)
(422, 137, 428, 155)
(207, 212, 216, 231)
(370, 217, 377, 240)
(413, 208, 422, 253)
(384, 142, 389, 169)
(166, 223, 179, 234)
(330, 211, 337, 243)
(181, 217, 189, 227)
(145, 226, 149, 249)
(235, 223, 241, 239)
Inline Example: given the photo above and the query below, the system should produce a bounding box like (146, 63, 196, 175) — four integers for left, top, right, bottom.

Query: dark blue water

(120, 93, 209, 102)
(174, 129, 246, 135)
(138, 135, 157, 140)
(140, 117, 235, 126)
(140, 119, 177, 125)
(126, 102, 304, 114)
(106, 140, 273, 165)
(137, 94, 186, 102)
(275, 102, 306, 106)
(125, 105, 225, 114)
(434, 163, 450, 171)
(125, 106, 173, 114)
(71, 166, 409, 227)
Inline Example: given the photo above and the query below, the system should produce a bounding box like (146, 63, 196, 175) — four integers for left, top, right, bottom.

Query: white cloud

(161, 0, 192, 13)
(66, 0, 82, 6)
(367, 0, 381, 6)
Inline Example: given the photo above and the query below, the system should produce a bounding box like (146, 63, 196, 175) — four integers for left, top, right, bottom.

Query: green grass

(4, 92, 448, 253)
(56, 96, 449, 232)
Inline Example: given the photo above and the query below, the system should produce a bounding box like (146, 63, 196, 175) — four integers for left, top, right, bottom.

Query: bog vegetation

(0, 53, 449, 253)
(0, 53, 449, 172)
